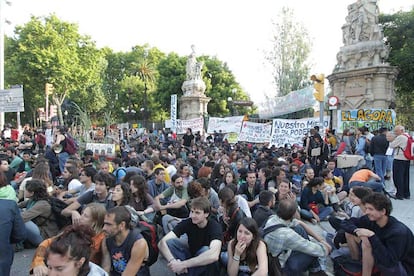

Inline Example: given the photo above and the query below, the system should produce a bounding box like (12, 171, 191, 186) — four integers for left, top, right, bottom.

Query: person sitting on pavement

(19, 179, 59, 247)
(227, 217, 268, 276)
(102, 206, 149, 276)
(299, 177, 334, 223)
(252, 190, 275, 228)
(46, 224, 108, 276)
(263, 199, 331, 276)
(61, 172, 115, 224)
(31, 203, 107, 276)
(348, 166, 383, 193)
(342, 192, 414, 275)
(158, 197, 223, 276)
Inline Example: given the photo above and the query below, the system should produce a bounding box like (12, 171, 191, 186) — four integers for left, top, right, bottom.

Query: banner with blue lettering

(269, 117, 329, 147)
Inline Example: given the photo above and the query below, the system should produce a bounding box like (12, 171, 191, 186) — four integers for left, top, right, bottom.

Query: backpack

(124, 205, 161, 266)
(261, 224, 286, 276)
(49, 197, 72, 229)
(401, 133, 414, 160)
(65, 134, 78, 155)
(333, 255, 381, 276)
(136, 218, 161, 266)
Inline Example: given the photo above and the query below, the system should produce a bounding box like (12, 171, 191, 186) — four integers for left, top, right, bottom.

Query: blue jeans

(25, 220, 43, 246)
(349, 180, 383, 193)
(373, 154, 387, 184)
(166, 238, 219, 276)
(283, 225, 323, 275)
(58, 152, 69, 174)
(300, 206, 334, 221)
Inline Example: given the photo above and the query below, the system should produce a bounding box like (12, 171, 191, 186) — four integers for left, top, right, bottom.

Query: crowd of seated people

(2, 124, 413, 276)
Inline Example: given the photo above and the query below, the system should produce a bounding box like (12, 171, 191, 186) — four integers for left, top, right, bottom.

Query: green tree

(380, 9, 414, 130)
(266, 7, 312, 97)
(156, 54, 252, 117)
(5, 14, 106, 125)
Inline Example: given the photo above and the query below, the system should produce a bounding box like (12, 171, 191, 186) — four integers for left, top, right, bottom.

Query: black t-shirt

(182, 134, 194, 147)
(173, 218, 223, 256)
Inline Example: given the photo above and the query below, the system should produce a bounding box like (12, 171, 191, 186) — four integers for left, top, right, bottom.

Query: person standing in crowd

(387, 125, 411, 200)
(0, 198, 26, 275)
(53, 126, 69, 174)
(182, 128, 195, 149)
(370, 127, 389, 185)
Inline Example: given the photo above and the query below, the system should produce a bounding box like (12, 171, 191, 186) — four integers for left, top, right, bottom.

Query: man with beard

(343, 193, 414, 275)
(158, 197, 222, 276)
(154, 174, 190, 234)
(102, 206, 149, 276)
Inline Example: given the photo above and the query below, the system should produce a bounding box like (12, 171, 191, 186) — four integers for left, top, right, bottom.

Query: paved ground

(11, 165, 414, 276)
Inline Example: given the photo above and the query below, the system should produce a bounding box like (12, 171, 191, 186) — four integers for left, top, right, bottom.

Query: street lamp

(143, 50, 148, 130)
(0, 0, 13, 130)
(227, 96, 234, 116)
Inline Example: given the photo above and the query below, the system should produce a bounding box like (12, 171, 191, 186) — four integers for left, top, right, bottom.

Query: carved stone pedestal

(327, 66, 398, 130)
(179, 95, 210, 120)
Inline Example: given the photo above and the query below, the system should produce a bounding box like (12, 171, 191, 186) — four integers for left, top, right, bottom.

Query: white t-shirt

(68, 179, 83, 193)
(236, 195, 252, 218)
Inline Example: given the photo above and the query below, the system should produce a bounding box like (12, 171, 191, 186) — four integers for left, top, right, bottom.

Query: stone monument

(327, 0, 399, 130)
(180, 45, 211, 120)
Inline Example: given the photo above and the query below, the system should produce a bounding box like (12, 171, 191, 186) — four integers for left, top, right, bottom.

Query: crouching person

(158, 197, 222, 276)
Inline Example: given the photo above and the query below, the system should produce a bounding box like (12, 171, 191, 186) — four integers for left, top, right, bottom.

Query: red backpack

(402, 133, 414, 160)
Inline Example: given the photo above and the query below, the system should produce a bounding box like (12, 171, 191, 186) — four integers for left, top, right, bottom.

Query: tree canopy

(380, 8, 414, 130)
(4, 14, 254, 127)
(6, 14, 106, 125)
(266, 7, 312, 97)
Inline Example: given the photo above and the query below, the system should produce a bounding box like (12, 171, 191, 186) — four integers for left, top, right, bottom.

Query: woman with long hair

(129, 175, 155, 220)
(19, 179, 59, 246)
(219, 171, 237, 191)
(218, 187, 245, 248)
(111, 182, 132, 207)
(211, 163, 225, 192)
(227, 217, 268, 276)
(31, 203, 107, 275)
(45, 224, 107, 275)
(19, 162, 54, 201)
(59, 164, 82, 199)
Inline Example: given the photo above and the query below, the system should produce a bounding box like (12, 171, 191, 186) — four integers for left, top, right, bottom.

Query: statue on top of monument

(343, 0, 382, 44)
(185, 45, 204, 81)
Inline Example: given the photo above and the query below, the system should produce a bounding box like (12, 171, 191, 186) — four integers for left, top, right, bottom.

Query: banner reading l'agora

(337, 108, 396, 133)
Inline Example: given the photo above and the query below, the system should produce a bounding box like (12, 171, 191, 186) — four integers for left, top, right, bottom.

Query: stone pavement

(11, 165, 414, 276)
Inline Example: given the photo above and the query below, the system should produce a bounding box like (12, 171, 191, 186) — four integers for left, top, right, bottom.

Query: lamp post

(227, 97, 234, 116)
(0, 0, 12, 131)
(142, 50, 148, 130)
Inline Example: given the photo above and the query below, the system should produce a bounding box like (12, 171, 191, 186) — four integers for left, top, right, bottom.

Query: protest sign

(337, 108, 396, 132)
(176, 117, 204, 134)
(269, 117, 329, 147)
(207, 116, 244, 133)
(238, 121, 272, 143)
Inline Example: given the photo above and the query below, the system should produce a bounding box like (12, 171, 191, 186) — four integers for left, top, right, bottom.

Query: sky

(2, 0, 412, 105)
